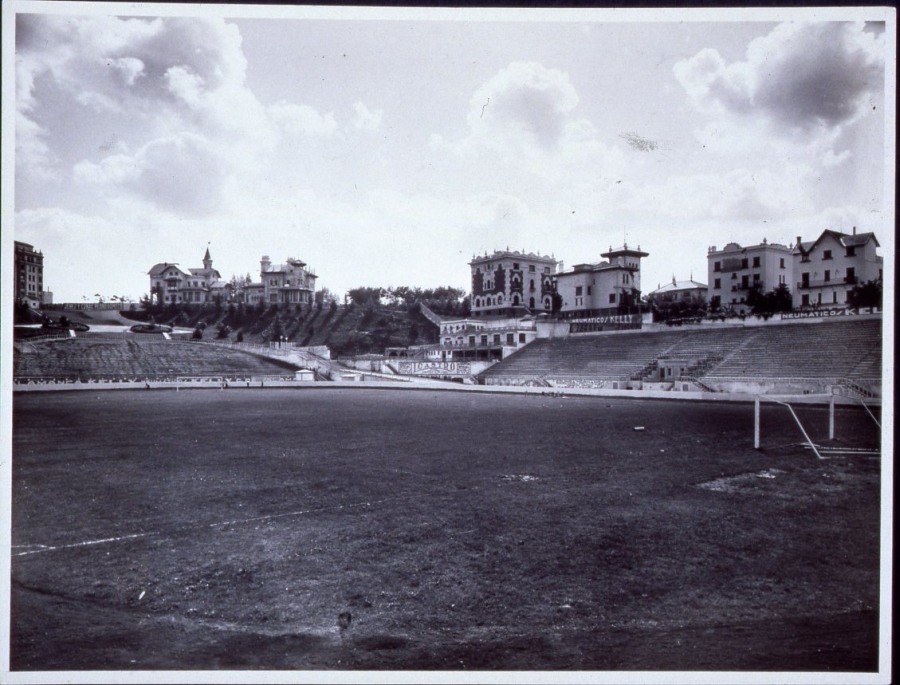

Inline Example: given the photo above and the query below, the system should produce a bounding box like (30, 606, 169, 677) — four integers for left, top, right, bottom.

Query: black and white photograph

(1, 3, 894, 683)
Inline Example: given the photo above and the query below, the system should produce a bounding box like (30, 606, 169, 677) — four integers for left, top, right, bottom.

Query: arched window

(529, 297, 535, 309)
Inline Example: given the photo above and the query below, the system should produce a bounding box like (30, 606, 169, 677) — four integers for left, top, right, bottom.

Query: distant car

(130, 323, 173, 334)
(42, 318, 89, 332)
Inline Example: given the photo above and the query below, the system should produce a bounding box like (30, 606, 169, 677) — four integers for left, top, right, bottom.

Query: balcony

(796, 279, 843, 290)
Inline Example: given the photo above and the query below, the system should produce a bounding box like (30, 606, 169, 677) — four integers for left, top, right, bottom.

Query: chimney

(796, 236, 802, 250)
(853, 225, 857, 235)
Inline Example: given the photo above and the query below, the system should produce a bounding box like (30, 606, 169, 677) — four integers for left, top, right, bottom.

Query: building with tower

(148, 248, 228, 305)
(469, 249, 560, 317)
(149, 249, 317, 306)
(240, 256, 318, 306)
(555, 244, 648, 318)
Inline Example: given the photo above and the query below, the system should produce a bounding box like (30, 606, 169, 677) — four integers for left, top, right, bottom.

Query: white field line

(13, 497, 395, 558)
(13, 532, 154, 557)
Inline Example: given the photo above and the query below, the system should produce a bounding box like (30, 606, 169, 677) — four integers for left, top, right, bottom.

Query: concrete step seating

(13, 338, 297, 380)
(481, 331, 686, 384)
(481, 319, 881, 388)
(701, 319, 880, 381)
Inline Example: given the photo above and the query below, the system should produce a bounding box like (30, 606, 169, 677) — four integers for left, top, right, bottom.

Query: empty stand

(480, 319, 882, 394)
(13, 336, 298, 380)
(701, 319, 881, 384)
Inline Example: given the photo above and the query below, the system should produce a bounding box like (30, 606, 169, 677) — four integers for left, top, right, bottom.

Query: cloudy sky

(6, 4, 894, 304)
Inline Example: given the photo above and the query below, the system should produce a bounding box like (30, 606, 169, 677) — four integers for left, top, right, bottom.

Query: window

(741, 258, 749, 269)
(506, 333, 514, 345)
(780, 258, 785, 268)
(714, 278, 721, 289)
(846, 246, 856, 257)
(493, 334, 501, 345)
(832, 292, 838, 304)
(823, 250, 832, 260)
(846, 267, 856, 284)
(713, 261, 721, 272)
(575, 286, 583, 296)
(519, 333, 526, 344)
(609, 293, 616, 304)
(529, 265, 536, 272)
(480, 335, 488, 345)
(587, 285, 592, 295)
(824, 270, 831, 282)
(753, 273, 760, 282)
(513, 263, 519, 270)
(752, 256, 760, 267)
(741, 275, 749, 288)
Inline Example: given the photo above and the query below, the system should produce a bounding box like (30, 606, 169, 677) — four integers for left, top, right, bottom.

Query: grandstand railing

(14, 372, 305, 387)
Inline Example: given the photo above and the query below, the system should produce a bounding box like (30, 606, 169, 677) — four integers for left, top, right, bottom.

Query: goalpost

(753, 393, 880, 459)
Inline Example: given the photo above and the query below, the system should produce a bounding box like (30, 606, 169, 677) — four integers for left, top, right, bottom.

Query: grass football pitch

(10, 388, 882, 672)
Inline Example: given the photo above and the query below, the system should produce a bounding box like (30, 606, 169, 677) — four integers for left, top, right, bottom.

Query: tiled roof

(650, 279, 708, 294)
(148, 263, 184, 276)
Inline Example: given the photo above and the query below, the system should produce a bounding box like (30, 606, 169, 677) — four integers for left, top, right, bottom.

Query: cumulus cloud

(74, 132, 231, 215)
(16, 14, 340, 214)
(619, 165, 818, 223)
(432, 61, 625, 195)
(467, 61, 579, 149)
(352, 102, 383, 131)
(674, 22, 884, 133)
(269, 101, 338, 137)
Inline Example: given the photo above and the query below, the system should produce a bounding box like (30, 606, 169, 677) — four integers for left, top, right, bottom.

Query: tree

(315, 287, 338, 305)
(192, 327, 203, 340)
(646, 293, 706, 323)
(847, 279, 882, 310)
(550, 292, 562, 315)
(747, 283, 792, 315)
(347, 287, 383, 306)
